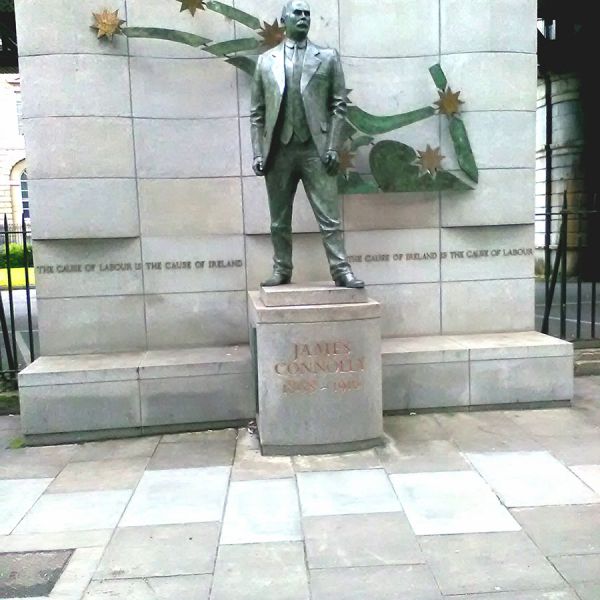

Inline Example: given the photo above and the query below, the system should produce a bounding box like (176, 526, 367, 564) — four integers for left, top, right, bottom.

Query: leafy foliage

(0, 243, 34, 268)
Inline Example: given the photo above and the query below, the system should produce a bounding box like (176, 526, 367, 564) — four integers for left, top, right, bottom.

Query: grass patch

(0, 267, 36, 288)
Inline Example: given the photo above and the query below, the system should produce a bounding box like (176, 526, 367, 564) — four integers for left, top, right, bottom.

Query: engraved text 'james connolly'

(275, 341, 366, 395)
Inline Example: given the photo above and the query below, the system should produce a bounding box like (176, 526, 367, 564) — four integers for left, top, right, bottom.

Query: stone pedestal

(249, 284, 383, 456)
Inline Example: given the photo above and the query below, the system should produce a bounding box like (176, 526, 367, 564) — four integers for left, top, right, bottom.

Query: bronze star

(176, 0, 207, 16)
(435, 87, 464, 116)
(415, 145, 445, 178)
(91, 9, 125, 40)
(258, 19, 286, 49)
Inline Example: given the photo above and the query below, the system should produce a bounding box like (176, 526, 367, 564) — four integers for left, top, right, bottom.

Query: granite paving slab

(504, 408, 600, 438)
(377, 437, 471, 473)
(94, 523, 220, 578)
(220, 479, 302, 544)
(549, 554, 600, 585)
(0, 530, 113, 553)
(573, 582, 600, 600)
(14, 490, 132, 534)
(49, 547, 104, 599)
(296, 469, 401, 517)
(230, 429, 293, 481)
(466, 451, 600, 507)
(434, 412, 542, 453)
(210, 542, 309, 600)
(47, 457, 149, 493)
(160, 429, 238, 444)
(420, 531, 566, 596)
(390, 471, 520, 535)
(511, 505, 600, 555)
(0, 478, 53, 535)
(534, 435, 600, 466)
(119, 467, 230, 527)
(292, 449, 381, 472)
(384, 414, 449, 442)
(309, 564, 442, 600)
(303, 513, 423, 568)
(443, 591, 579, 600)
(0, 446, 78, 479)
(70, 436, 160, 462)
(84, 575, 211, 600)
(570, 464, 600, 494)
(147, 440, 235, 470)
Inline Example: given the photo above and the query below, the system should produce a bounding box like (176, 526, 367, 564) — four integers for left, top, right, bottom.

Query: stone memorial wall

(15, 0, 573, 444)
(16, 0, 538, 353)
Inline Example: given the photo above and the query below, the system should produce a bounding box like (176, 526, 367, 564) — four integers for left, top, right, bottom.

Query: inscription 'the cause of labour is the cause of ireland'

(34, 247, 534, 276)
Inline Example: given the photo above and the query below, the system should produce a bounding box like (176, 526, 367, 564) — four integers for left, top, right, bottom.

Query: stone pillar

(249, 284, 383, 456)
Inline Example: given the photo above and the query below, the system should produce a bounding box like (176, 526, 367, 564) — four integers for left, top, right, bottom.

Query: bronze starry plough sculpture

(91, 2, 478, 195)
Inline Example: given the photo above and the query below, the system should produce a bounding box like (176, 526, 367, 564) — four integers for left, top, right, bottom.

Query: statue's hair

(281, 0, 310, 22)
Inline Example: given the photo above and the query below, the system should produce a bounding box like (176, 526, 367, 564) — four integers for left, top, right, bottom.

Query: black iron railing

(1, 214, 35, 389)
(539, 191, 600, 341)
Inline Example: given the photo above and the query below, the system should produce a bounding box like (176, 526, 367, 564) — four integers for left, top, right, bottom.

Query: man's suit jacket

(250, 39, 348, 165)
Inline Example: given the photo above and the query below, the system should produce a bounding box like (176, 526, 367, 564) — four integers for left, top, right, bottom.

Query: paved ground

(1, 377, 600, 599)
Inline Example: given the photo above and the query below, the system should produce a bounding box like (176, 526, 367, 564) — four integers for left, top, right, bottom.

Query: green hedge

(0, 243, 34, 268)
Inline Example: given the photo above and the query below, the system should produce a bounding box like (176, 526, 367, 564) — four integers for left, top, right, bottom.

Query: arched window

(9, 158, 27, 224)
(20, 169, 29, 219)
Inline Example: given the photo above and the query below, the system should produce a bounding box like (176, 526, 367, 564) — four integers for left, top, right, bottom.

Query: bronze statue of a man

(250, 0, 364, 288)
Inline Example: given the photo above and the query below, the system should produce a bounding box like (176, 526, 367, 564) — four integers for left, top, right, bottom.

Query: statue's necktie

(281, 43, 310, 144)
(292, 43, 300, 87)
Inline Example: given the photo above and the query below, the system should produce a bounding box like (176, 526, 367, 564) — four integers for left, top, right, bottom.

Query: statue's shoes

(261, 272, 292, 286)
(334, 272, 365, 288)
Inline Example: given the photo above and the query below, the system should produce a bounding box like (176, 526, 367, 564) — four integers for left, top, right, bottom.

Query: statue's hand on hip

(253, 157, 265, 177)
(323, 150, 339, 176)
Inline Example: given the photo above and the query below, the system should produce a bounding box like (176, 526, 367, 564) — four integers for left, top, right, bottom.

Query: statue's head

(281, 0, 311, 41)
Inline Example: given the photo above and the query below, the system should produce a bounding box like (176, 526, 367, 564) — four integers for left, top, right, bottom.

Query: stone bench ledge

(18, 352, 143, 387)
(382, 331, 572, 366)
(449, 331, 573, 360)
(382, 336, 468, 365)
(19, 345, 253, 387)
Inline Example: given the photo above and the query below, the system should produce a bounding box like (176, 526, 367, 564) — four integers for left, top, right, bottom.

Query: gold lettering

(275, 340, 366, 382)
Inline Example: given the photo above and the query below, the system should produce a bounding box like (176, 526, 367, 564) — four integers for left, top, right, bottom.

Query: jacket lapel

(271, 43, 286, 95)
(301, 42, 321, 93)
